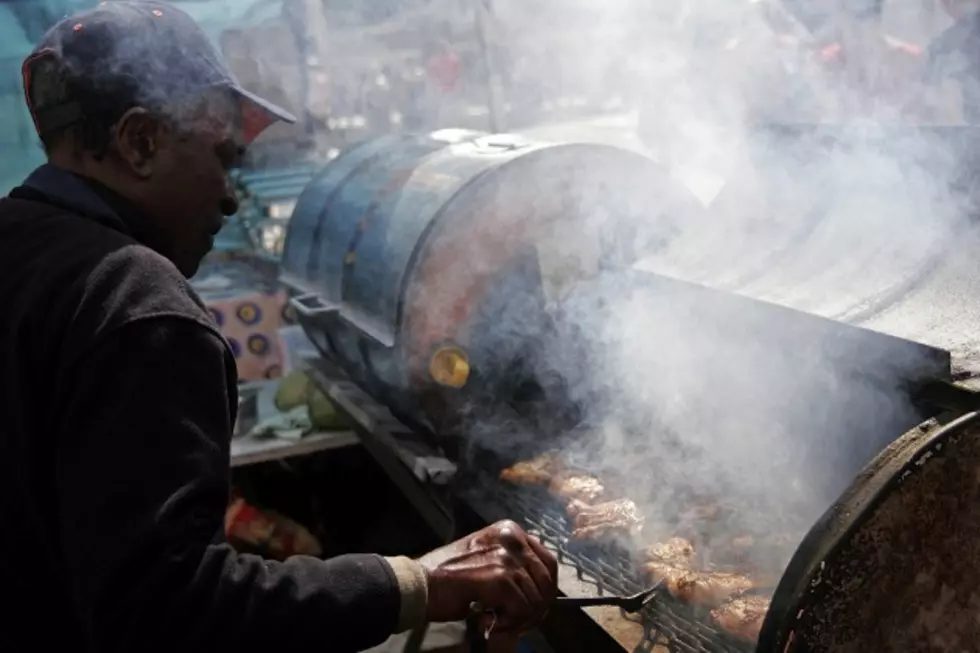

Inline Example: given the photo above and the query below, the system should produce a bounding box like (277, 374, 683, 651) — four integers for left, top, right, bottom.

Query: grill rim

(756, 413, 970, 651)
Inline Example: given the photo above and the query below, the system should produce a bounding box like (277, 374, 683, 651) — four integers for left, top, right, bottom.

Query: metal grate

(465, 480, 754, 653)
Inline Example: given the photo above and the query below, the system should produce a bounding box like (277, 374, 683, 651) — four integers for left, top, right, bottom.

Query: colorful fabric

(204, 290, 286, 381)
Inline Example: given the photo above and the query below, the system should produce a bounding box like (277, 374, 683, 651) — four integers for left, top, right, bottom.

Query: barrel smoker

(279, 128, 980, 653)
(279, 129, 700, 437)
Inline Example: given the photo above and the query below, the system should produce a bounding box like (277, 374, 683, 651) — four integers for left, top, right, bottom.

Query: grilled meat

(665, 570, 757, 608)
(567, 498, 643, 541)
(642, 559, 690, 588)
(502, 454, 785, 630)
(500, 452, 560, 485)
(641, 537, 696, 589)
(710, 595, 771, 644)
(565, 499, 590, 517)
(548, 473, 604, 504)
(643, 537, 696, 566)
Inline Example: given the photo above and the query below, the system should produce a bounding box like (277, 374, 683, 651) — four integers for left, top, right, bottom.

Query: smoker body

(280, 130, 694, 435)
(635, 124, 980, 330)
(554, 269, 950, 511)
(281, 131, 953, 452)
(279, 131, 980, 653)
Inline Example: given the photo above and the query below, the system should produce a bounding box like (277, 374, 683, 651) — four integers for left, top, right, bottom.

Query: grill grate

(464, 480, 754, 653)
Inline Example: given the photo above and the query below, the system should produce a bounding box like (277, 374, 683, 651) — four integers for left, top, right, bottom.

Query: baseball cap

(22, 0, 296, 145)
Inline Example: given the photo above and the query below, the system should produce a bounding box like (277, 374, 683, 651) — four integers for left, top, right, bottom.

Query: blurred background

(0, 0, 971, 202)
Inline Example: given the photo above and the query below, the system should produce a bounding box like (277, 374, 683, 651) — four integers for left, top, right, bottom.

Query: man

(809, 0, 925, 120)
(426, 39, 463, 94)
(0, 3, 557, 652)
(422, 38, 463, 129)
(928, 0, 980, 123)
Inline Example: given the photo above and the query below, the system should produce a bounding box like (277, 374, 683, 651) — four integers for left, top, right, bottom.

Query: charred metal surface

(759, 411, 980, 652)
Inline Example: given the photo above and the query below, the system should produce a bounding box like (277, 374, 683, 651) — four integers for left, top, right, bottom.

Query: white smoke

(214, 0, 980, 565)
(453, 0, 976, 563)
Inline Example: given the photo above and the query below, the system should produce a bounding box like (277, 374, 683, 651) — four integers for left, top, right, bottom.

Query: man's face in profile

(133, 90, 245, 277)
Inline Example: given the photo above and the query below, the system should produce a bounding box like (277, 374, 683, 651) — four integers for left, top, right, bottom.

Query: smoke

(435, 0, 977, 568)
(172, 0, 976, 567)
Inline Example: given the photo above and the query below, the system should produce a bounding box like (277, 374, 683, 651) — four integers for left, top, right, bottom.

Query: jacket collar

(22, 164, 132, 232)
(19, 164, 162, 250)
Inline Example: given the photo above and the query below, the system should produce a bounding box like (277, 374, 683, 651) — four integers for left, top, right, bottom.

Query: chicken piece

(548, 473, 604, 504)
(642, 559, 690, 587)
(499, 452, 560, 485)
(643, 537, 696, 566)
(666, 570, 757, 608)
(641, 537, 697, 587)
(566, 499, 590, 517)
(710, 595, 771, 644)
(568, 498, 643, 541)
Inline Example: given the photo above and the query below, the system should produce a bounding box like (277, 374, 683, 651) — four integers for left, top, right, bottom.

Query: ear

(112, 107, 166, 179)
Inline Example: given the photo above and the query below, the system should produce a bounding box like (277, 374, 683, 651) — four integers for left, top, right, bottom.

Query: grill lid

(758, 410, 980, 652)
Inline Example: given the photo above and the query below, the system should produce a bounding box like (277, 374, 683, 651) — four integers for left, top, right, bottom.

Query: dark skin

(45, 92, 559, 635)
(420, 520, 558, 634)
(46, 92, 244, 278)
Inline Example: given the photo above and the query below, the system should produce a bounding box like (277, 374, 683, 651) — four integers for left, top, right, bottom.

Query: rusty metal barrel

(280, 130, 700, 434)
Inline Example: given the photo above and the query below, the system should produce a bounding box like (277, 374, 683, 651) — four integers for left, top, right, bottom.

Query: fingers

(493, 520, 526, 554)
(493, 576, 534, 633)
(493, 522, 558, 603)
(510, 566, 545, 631)
(527, 535, 558, 599)
(469, 521, 560, 633)
(424, 520, 561, 627)
(503, 533, 555, 632)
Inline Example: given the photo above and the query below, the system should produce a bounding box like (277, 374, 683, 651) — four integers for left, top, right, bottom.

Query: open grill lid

(758, 410, 980, 652)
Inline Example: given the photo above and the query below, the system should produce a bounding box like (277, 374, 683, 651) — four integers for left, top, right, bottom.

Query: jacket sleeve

(53, 316, 426, 653)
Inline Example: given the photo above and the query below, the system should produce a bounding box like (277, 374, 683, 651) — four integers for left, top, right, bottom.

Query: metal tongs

(555, 581, 663, 613)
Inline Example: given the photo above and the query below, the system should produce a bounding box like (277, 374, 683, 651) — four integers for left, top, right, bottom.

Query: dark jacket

(0, 164, 425, 653)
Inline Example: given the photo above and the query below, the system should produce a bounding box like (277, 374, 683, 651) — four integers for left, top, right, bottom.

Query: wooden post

(473, 0, 505, 132)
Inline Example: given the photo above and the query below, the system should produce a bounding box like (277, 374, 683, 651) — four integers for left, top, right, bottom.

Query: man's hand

(418, 520, 558, 633)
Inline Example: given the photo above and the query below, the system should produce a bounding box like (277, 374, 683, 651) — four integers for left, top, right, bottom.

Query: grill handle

(289, 293, 338, 319)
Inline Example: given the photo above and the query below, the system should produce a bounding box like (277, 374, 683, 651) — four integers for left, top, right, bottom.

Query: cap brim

(233, 85, 297, 144)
